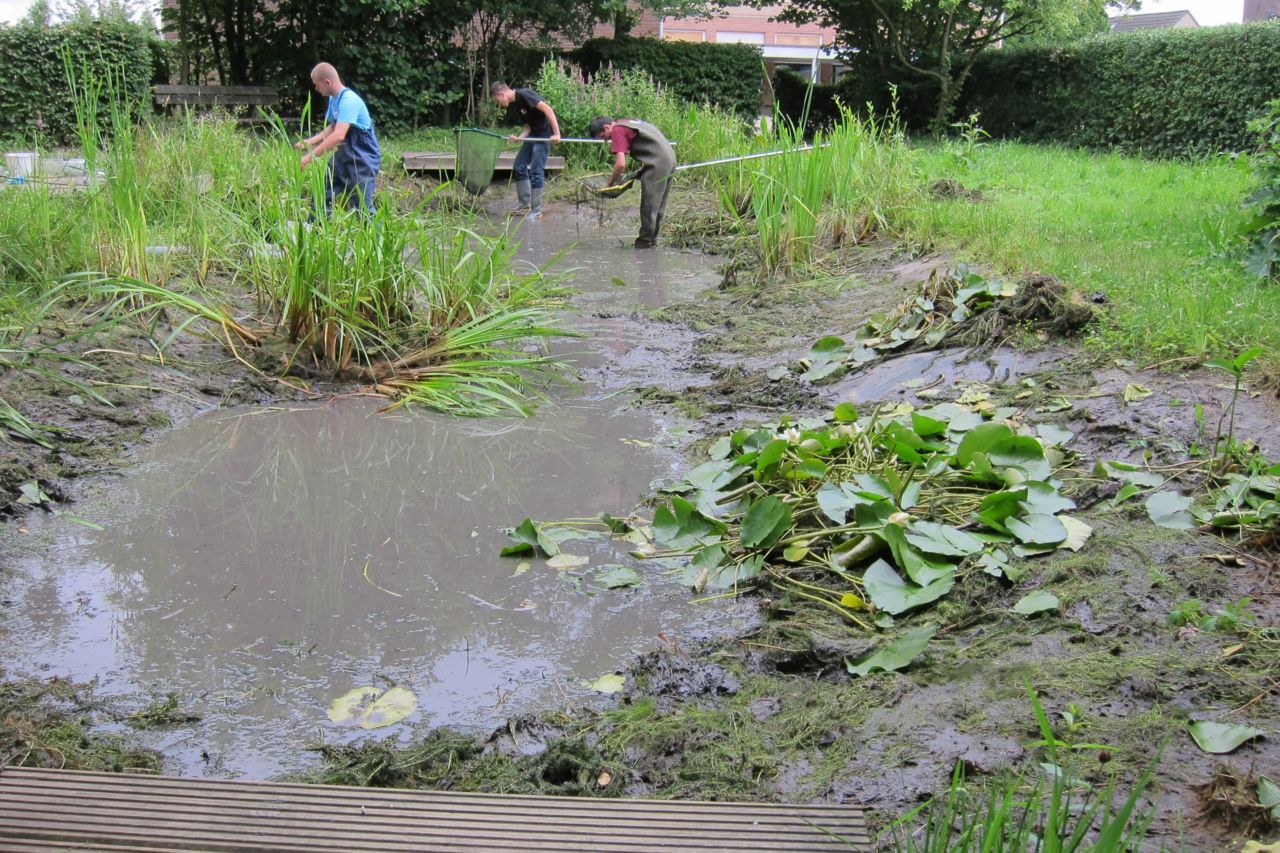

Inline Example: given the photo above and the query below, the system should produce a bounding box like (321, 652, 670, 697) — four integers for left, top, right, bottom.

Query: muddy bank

(3, 195, 1279, 850)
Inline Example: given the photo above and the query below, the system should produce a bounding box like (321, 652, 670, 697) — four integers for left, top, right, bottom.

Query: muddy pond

(1, 217, 754, 778)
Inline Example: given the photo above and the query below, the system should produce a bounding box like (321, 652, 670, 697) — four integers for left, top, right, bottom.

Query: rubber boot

(508, 180, 531, 215)
(527, 185, 543, 219)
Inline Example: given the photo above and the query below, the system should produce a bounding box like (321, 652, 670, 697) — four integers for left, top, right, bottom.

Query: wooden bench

(153, 85, 281, 122)
(0, 766, 870, 851)
(403, 150, 567, 176)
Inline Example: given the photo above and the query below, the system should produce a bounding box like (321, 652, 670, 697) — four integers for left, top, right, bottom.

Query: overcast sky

(1120, 1, 1243, 26)
(0, 0, 1248, 29)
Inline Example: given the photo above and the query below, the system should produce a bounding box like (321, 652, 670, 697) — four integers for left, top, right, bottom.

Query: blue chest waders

(325, 90, 381, 216)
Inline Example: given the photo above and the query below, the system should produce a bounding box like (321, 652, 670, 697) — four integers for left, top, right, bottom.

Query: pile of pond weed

(0, 676, 161, 773)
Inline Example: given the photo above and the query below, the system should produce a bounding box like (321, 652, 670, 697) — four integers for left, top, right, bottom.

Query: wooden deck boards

(403, 151, 566, 174)
(0, 766, 869, 851)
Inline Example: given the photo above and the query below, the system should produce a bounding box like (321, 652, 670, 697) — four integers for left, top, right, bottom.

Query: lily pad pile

(640, 399, 1088, 630)
(795, 266, 1019, 383)
(1113, 455, 1280, 545)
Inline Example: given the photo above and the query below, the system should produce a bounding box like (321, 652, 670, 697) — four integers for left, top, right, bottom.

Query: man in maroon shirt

(589, 116, 677, 248)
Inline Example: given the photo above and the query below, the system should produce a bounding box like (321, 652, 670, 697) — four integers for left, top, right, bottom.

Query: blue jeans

(513, 140, 549, 190)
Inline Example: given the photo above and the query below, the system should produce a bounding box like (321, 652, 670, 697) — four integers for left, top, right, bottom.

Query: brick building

(597, 4, 842, 87)
(1244, 0, 1280, 21)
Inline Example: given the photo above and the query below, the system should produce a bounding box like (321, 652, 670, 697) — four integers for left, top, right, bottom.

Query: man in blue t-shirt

(490, 81, 561, 218)
(296, 62, 382, 215)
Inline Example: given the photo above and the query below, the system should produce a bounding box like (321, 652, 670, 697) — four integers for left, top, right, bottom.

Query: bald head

(311, 62, 339, 83)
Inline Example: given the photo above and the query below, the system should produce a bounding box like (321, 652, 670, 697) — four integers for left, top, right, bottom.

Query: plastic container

(4, 152, 38, 178)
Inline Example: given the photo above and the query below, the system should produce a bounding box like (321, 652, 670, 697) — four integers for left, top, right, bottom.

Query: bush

(958, 21, 1280, 158)
(771, 67, 842, 132)
(529, 59, 752, 170)
(1242, 98, 1280, 279)
(0, 20, 156, 146)
(567, 37, 763, 117)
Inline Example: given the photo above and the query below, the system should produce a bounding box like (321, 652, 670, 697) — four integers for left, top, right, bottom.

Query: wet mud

(3, 196, 1279, 849)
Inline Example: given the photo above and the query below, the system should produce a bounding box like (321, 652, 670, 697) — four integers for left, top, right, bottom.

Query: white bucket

(5, 152, 39, 178)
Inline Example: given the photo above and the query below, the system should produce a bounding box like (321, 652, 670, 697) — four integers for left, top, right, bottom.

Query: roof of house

(1108, 10, 1199, 32)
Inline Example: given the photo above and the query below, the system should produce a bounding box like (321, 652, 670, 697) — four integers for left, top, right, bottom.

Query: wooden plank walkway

(403, 151, 566, 174)
(0, 766, 870, 851)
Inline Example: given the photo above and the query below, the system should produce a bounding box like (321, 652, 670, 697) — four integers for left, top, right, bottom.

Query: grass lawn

(908, 141, 1278, 373)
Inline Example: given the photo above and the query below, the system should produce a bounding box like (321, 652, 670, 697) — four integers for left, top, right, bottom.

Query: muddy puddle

(0, 214, 749, 778)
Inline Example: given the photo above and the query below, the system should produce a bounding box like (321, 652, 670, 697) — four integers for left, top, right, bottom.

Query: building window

(716, 31, 766, 44)
(664, 29, 707, 42)
(774, 33, 823, 47)
(778, 62, 815, 80)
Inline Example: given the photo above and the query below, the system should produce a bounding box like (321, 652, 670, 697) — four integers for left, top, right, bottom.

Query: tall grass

(887, 689, 1155, 851)
(716, 105, 920, 276)
(907, 141, 1276, 366)
(532, 60, 755, 170)
(2, 68, 568, 418)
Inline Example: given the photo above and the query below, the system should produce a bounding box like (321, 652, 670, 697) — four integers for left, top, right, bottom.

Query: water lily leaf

(1018, 481, 1076, 516)
(954, 422, 1014, 467)
(846, 625, 937, 677)
(766, 364, 789, 381)
(755, 439, 789, 476)
(1036, 424, 1074, 447)
(840, 592, 865, 610)
(1037, 397, 1072, 413)
(881, 524, 955, 586)
(802, 336, 849, 383)
(1123, 383, 1153, 404)
(1146, 491, 1196, 530)
(905, 520, 984, 557)
(987, 436, 1051, 481)
(978, 548, 1022, 580)
(1258, 777, 1280, 819)
(1006, 513, 1068, 546)
(547, 553, 589, 570)
(501, 518, 559, 557)
(1059, 516, 1092, 552)
(654, 497, 726, 549)
(589, 674, 625, 694)
(782, 542, 810, 563)
(709, 436, 732, 460)
(598, 514, 631, 534)
(863, 559, 955, 615)
(327, 686, 417, 729)
(683, 459, 748, 492)
(816, 482, 862, 523)
(594, 565, 642, 588)
(17, 481, 50, 506)
(911, 412, 948, 437)
(1012, 590, 1060, 615)
(833, 402, 858, 422)
(1112, 483, 1141, 505)
(1188, 720, 1264, 754)
(852, 473, 894, 500)
(975, 489, 1026, 532)
(1097, 460, 1164, 489)
(740, 496, 792, 550)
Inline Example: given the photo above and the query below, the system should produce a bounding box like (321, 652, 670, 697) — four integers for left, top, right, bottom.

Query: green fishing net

(455, 129, 508, 196)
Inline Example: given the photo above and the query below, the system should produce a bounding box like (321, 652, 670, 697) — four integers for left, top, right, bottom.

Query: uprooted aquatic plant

(790, 267, 1091, 384)
(502, 398, 1089, 660)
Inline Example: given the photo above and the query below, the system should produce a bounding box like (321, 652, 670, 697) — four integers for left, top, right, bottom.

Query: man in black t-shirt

(490, 81, 561, 217)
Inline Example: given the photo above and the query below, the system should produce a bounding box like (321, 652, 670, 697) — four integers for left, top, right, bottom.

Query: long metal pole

(674, 144, 825, 172)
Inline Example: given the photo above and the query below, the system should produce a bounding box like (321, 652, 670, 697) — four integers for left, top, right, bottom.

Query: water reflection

(6, 400, 742, 777)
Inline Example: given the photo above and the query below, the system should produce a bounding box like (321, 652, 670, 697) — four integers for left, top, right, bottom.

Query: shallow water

(1, 214, 745, 778)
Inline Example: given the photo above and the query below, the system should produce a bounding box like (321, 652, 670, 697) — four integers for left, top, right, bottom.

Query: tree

(769, 0, 1136, 131)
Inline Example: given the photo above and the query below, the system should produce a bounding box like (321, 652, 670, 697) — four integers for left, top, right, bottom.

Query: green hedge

(958, 21, 1280, 158)
(567, 37, 763, 117)
(0, 21, 157, 146)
